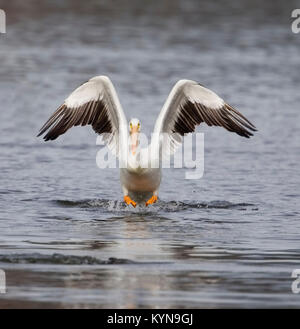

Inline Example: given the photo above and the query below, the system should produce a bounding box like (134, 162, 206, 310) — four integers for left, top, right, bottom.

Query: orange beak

(130, 126, 139, 155)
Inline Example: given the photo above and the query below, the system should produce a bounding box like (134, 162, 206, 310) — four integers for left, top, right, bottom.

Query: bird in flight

(38, 76, 256, 207)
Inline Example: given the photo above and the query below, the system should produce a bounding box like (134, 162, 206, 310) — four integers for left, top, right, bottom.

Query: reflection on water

(1, 200, 299, 308)
(0, 0, 300, 308)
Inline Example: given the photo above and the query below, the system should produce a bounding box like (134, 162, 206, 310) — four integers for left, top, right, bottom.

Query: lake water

(0, 0, 299, 308)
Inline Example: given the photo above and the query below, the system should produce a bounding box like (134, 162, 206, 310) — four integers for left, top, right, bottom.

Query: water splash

(54, 199, 256, 213)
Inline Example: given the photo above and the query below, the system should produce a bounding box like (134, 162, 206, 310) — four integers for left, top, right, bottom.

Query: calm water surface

(0, 0, 299, 308)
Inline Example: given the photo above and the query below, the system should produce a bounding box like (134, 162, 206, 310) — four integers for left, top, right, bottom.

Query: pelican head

(129, 118, 141, 155)
(129, 118, 141, 134)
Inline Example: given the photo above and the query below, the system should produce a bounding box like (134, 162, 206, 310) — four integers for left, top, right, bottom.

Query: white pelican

(38, 76, 256, 207)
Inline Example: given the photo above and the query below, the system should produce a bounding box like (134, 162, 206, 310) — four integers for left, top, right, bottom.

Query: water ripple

(0, 253, 160, 265)
(53, 199, 257, 212)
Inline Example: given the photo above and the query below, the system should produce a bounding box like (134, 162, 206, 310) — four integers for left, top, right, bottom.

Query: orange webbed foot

(145, 195, 158, 206)
(124, 195, 137, 208)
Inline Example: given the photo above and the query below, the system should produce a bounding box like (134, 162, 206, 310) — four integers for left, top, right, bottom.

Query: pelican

(37, 76, 256, 207)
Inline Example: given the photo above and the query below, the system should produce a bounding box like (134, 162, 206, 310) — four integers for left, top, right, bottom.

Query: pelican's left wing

(151, 79, 256, 155)
(37, 76, 128, 157)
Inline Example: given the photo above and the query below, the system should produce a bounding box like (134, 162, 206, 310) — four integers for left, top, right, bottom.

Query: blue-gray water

(0, 0, 299, 308)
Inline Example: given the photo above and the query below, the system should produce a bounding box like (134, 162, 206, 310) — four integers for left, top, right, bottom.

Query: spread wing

(151, 79, 256, 155)
(37, 75, 128, 157)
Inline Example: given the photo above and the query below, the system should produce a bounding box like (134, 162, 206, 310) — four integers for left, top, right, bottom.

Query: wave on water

(53, 199, 257, 212)
(0, 253, 140, 265)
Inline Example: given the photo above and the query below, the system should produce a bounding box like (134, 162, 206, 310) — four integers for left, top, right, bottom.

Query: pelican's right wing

(37, 76, 128, 157)
(151, 79, 256, 156)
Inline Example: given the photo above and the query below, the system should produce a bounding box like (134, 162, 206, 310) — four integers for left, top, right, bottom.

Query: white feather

(184, 81, 224, 109)
(150, 79, 226, 157)
(65, 76, 128, 158)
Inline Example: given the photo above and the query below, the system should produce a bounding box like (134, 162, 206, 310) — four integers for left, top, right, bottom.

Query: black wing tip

(247, 123, 257, 131)
(36, 130, 47, 141)
(36, 130, 57, 141)
(226, 104, 257, 129)
(241, 126, 259, 138)
(43, 134, 59, 141)
(36, 130, 46, 139)
(238, 127, 255, 138)
(244, 124, 258, 136)
(225, 104, 257, 137)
